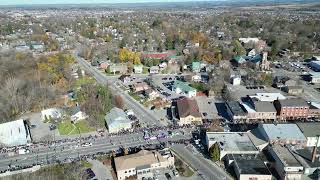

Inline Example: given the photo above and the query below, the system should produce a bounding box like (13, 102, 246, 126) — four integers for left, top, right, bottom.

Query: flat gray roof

(296, 123, 320, 137)
(229, 154, 271, 175)
(207, 132, 258, 152)
(259, 124, 306, 141)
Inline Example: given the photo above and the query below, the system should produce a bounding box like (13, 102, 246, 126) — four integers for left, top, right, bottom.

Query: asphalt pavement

(171, 144, 233, 180)
(0, 129, 191, 172)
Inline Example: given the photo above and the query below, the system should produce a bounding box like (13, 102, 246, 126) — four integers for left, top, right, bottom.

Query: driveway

(87, 159, 113, 180)
(20, 112, 59, 142)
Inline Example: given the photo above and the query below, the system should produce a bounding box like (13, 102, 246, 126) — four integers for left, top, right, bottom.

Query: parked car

(165, 173, 172, 180)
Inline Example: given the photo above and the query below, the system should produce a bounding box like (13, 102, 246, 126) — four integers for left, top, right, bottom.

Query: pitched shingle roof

(177, 98, 201, 118)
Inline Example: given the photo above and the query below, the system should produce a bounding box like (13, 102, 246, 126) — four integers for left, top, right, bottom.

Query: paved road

(171, 144, 233, 180)
(74, 53, 166, 127)
(0, 129, 191, 172)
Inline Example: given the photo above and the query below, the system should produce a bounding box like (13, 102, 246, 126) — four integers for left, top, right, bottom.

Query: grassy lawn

(74, 77, 95, 87)
(81, 160, 92, 168)
(75, 121, 95, 133)
(58, 121, 75, 135)
(58, 120, 94, 135)
(128, 92, 144, 102)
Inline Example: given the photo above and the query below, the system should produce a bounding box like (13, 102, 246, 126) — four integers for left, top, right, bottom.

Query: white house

(70, 106, 88, 123)
(192, 74, 201, 82)
(150, 66, 159, 74)
(41, 108, 63, 121)
(172, 80, 197, 98)
(247, 49, 256, 57)
(232, 76, 241, 85)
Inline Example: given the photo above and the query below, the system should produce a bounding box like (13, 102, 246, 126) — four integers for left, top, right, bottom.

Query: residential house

(0, 119, 31, 147)
(133, 65, 143, 74)
(192, 61, 201, 72)
(225, 101, 247, 122)
(99, 61, 109, 70)
(268, 145, 304, 180)
(70, 106, 88, 123)
(231, 76, 241, 85)
(133, 82, 150, 93)
(119, 75, 131, 84)
(114, 149, 174, 180)
(274, 98, 309, 120)
(191, 74, 201, 82)
(105, 107, 132, 133)
(205, 132, 259, 160)
(239, 38, 259, 44)
(176, 98, 202, 126)
(149, 66, 159, 74)
(172, 80, 197, 98)
(145, 89, 159, 101)
(284, 86, 303, 95)
(247, 49, 256, 57)
(257, 123, 307, 146)
(226, 154, 272, 180)
(108, 64, 128, 74)
(297, 123, 320, 147)
(41, 108, 63, 121)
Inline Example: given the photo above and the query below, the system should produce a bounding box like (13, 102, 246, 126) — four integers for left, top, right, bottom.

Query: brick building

(274, 98, 309, 120)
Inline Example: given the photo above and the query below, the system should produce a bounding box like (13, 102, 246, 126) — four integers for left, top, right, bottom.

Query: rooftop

(226, 101, 246, 116)
(310, 102, 320, 109)
(195, 96, 219, 119)
(229, 154, 271, 175)
(296, 123, 320, 137)
(254, 101, 276, 112)
(250, 93, 286, 102)
(309, 72, 320, 78)
(278, 98, 308, 107)
(177, 98, 201, 118)
(173, 80, 196, 92)
(206, 132, 258, 152)
(272, 144, 302, 167)
(258, 124, 306, 141)
(0, 119, 31, 147)
(105, 107, 131, 125)
(115, 150, 169, 171)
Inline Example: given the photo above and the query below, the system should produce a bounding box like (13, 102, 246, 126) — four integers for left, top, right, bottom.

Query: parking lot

(21, 112, 60, 142)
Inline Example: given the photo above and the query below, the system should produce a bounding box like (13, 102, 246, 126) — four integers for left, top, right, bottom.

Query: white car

(81, 142, 92, 147)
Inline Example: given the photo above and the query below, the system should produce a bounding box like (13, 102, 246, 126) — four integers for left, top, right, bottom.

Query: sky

(0, 0, 217, 6)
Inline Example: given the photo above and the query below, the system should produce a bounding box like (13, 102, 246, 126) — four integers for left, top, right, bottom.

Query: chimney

(312, 136, 320, 163)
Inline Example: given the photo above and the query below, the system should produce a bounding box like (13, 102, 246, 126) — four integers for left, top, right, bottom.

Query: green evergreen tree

(209, 143, 220, 161)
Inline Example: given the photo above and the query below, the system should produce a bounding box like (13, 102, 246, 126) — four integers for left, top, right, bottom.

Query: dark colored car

(165, 173, 172, 180)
